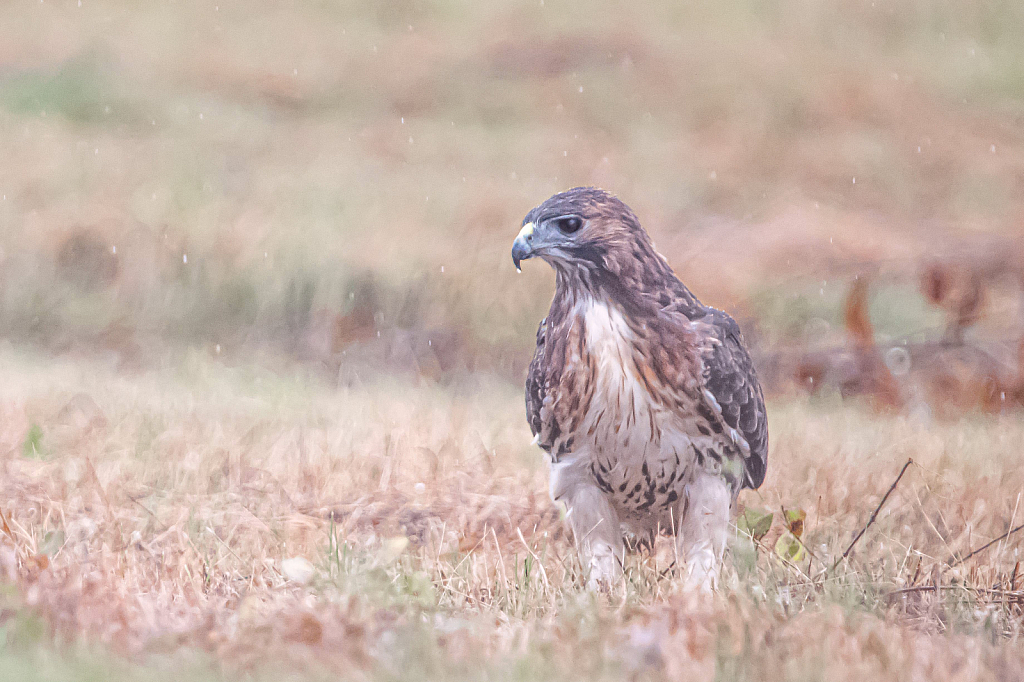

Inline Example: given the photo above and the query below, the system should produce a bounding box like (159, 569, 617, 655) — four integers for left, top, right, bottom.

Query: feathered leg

(550, 463, 623, 591)
(676, 473, 731, 593)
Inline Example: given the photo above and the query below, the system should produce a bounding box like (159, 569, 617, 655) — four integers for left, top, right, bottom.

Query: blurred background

(2, 0, 1024, 417)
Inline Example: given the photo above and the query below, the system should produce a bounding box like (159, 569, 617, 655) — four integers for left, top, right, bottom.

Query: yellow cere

(517, 222, 535, 240)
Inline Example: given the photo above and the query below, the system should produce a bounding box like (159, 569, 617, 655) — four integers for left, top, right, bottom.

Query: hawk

(512, 187, 768, 591)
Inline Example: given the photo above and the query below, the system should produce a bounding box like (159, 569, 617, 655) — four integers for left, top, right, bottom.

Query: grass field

(3, 0, 1024, 680)
(5, 347, 1024, 680)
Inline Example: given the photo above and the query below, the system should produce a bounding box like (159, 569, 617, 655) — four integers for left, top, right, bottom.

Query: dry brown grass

(4, 347, 1024, 680)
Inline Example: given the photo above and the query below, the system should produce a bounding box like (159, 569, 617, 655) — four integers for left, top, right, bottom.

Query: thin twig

(889, 584, 1024, 600)
(825, 458, 913, 575)
(949, 522, 1024, 567)
(997, 493, 1022, 565)
(129, 496, 169, 533)
(205, 525, 246, 566)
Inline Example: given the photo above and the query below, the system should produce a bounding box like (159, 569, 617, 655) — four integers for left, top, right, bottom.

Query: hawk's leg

(676, 473, 731, 593)
(550, 464, 623, 591)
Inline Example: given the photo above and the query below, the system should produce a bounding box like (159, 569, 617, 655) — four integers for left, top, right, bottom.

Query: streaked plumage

(513, 187, 768, 590)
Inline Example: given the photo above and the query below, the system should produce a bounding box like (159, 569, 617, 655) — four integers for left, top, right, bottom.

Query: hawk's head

(511, 187, 648, 274)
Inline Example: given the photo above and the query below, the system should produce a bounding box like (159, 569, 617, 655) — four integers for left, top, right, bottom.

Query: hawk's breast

(581, 299, 661, 445)
(571, 299, 706, 516)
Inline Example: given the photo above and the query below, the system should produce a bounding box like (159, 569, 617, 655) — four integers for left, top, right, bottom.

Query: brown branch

(889, 584, 1024, 600)
(826, 458, 913, 575)
(889, 585, 955, 597)
(948, 522, 1024, 567)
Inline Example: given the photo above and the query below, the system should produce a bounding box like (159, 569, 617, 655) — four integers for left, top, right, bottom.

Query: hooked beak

(511, 222, 536, 272)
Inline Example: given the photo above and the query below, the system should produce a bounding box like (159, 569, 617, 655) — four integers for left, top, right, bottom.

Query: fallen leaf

(775, 533, 806, 563)
(784, 509, 806, 539)
(738, 508, 773, 542)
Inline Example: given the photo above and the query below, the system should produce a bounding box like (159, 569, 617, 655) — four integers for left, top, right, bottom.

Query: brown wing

(525, 318, 549, 450)
(699, 309, 769, 489)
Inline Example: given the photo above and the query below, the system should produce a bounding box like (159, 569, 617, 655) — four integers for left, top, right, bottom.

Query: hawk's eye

(554, 216, 583, 234)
